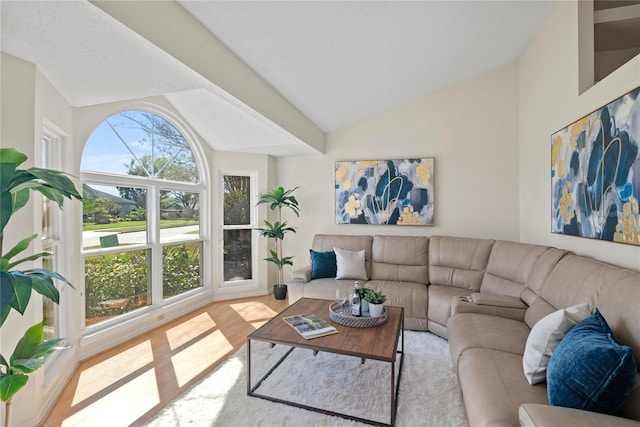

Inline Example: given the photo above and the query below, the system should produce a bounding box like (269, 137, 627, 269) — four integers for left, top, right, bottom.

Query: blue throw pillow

(547, 309, 637, 415)
(310, 250, 337, 279)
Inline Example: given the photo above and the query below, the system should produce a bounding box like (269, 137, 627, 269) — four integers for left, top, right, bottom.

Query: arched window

(80, 110, 206, 328)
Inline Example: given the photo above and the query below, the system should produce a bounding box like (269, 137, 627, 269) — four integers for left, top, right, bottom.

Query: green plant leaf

(12, 358, 44, 374)
(0, 189, 13, 233)
(0, 306, 8, 327)
(25, 167, 82, 207)
(0, 373, 28, 402)
(25, 271, 65, 304)
(26, 268, 75, 289)
(3, 234, 37, 261)
(0, 148, 28, 167)
(0, 272, 32, 323)
(0, 258, 8, 272)
(10, 322, 44, 365)
(0, 353, 8, 369)
(29, 338, 64, 360)
(0, 163, 18, 193)
(11, 187, 30, 215)
(6, 251, 51, 270)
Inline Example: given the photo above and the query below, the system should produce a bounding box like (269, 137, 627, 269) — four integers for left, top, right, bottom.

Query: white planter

(369, 302, 384, 317)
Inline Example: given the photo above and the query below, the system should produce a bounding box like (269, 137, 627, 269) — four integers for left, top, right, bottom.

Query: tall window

(221, 173, 255, 284)
(42, 134, 61, 342)
(81, 110, 205, 328)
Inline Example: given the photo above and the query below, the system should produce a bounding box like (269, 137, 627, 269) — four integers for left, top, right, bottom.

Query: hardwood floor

(43, 294, 289, 426)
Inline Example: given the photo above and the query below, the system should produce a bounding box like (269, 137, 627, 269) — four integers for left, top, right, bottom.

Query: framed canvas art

(551, 86, 640, 246)
(335, 158, 434, 225)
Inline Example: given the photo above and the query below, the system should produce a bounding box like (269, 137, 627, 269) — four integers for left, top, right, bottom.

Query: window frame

(40, 122, 67, 368)
(80, 108, 208, 334)
(219, 170, 258, 289)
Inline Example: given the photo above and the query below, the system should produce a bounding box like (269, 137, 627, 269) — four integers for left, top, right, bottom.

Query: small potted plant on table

(363, 289, 386, 317)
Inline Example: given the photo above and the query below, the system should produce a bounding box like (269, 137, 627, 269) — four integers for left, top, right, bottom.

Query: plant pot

(273, 285, 288, 300)
(369, 302, 384, 317)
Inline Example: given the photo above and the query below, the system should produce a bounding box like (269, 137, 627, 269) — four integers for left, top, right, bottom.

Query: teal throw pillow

(547, 309, 637, 415)
(310, 250, 337, 279)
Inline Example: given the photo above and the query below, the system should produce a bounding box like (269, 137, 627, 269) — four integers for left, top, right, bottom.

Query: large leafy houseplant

(0, 148, 81, 427)
(256, 186, 300, 297)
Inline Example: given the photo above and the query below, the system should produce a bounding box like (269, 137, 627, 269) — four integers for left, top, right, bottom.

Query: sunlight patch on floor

(230, 302, 277, 322)
(251, 320, 269, 329)
(165, 312, 216, 350)
(72, 340, 153, 406)
(63, 369, 159, 426)
(171, 329, 233, 387)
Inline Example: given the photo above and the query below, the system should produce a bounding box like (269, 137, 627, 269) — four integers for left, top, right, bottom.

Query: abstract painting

(335, 158, 434, 225)
(551, 86, 640, 246)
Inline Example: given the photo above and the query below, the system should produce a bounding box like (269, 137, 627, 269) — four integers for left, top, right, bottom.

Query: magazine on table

(283, 313, 338, 339)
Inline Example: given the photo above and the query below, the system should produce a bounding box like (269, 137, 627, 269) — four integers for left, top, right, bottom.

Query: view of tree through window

(81, 111, 204, 326)
(223, 174, 253, 282)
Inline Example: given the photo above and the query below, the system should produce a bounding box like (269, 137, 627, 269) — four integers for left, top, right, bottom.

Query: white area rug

(145, 331, 468, 426)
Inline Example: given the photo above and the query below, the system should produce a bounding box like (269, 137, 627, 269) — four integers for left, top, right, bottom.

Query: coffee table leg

(390, 360, 396, 426)
(246, 339, 251, 395)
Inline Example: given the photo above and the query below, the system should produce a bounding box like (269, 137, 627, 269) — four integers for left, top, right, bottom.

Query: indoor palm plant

(256, 186, 300, 300)
(0, 148, 81, 427)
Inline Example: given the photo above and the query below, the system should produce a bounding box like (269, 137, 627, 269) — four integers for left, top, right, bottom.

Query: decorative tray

(328, 302, 387, 328)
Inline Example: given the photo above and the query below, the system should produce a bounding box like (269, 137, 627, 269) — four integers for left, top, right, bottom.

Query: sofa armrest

(470, 292, 527, 309)
(519, 404, 640, 427)
(291, 265, 312, 283)
(450, 293, 527, 322)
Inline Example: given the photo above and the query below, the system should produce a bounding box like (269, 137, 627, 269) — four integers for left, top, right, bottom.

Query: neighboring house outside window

(80, 110, 206, 329)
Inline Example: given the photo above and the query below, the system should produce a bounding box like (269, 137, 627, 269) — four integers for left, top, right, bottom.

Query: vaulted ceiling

(1, 1, 554, 156)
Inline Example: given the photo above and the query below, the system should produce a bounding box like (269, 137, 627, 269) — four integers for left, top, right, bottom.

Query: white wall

(0, 53, 79, 427)
(519, 1, 640, 271)
(278, 63, 521, 280)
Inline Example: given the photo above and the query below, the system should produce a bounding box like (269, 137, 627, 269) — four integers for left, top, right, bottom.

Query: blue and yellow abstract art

(335, 158, 434, 225)
(551, 86, 640, 246)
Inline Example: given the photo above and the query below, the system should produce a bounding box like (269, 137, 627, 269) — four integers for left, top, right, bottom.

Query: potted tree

(256, 186, 300, 300)
(0, 148, 81, 427)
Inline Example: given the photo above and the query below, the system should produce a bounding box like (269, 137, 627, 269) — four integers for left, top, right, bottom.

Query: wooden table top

(248, 297, 404, 362)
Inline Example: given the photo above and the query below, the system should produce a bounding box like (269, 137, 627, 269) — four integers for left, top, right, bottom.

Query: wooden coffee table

(247, 297, 404, 427)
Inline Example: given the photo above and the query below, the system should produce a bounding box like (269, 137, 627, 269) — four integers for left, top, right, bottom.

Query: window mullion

(148, 185, 163, 304)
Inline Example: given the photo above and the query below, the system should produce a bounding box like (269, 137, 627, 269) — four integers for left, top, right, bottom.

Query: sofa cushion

(451, 295, 527, 322)
(366, 279, 428, 331)
(334, 247, 368, 280)
(427, 285, 473, 338)
(547, 309, 637, 415)
(519, 403, 640, 427)
(480, 240, 550, 298)
(448, 313, 531, 371)
(371, 235, 429, 285)
(538, 255, 636, 319)
(522, 303, 591, 385)
(458, 348, 548, 427)
(428, 235, 494, 291)
(310, 250, 337, 279)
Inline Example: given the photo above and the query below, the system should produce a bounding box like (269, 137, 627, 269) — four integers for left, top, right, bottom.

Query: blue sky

(81, 111, 154, 175)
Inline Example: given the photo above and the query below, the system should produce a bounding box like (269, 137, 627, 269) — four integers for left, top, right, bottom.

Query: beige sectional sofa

(288, 234, 640, 426)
